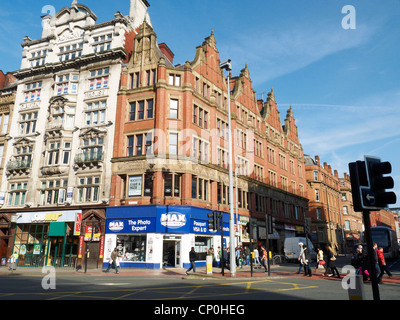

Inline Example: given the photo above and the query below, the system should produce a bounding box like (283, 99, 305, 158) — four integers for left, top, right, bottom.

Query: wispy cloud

(220, 21, 378, 84)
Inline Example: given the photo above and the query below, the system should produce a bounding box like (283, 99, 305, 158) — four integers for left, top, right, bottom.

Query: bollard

(206, 255, 213, 275)
(347, 274, 365, 300)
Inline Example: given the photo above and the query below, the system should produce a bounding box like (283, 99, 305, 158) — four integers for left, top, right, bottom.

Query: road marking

(0, 278, 320, 300)
(244, 282, 252, 294)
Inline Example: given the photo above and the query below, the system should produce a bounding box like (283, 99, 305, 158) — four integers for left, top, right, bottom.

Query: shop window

(12, 223, 49, 267)
(195, 236, 212, 261)
(116, 235, 146, 262)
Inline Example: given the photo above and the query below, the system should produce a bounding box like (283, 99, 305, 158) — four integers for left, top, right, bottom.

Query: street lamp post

(219, 59, 236, 277)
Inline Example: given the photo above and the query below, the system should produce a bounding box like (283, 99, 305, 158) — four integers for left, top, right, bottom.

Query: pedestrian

(372, 243, 381, 283)
(315, 247, 326, 273)
(235, 247, 241, 267)
(325, 245, 340, 278)
(186, 247, 197, 274)
(221, 247, 230, 270)
(105, 247, 121, 274)
(377, 246, 392, 282)
(217, 246, 222, 268)
(253, 247, 260, 268)
(245, 246, 250, 266)
(352, 245, 370, 281)
(8, 251, 18, 272)
(298, 243, 312, 277)
(260, 246, 268, 273)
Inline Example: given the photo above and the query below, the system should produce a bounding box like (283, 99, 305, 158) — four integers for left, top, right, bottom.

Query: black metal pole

(249, 224, 253, 277)
(362, 209, 380, 301)
(84, 218, 95, 274)
(220, 213, 224, 277)
(265, 214, 271, 277)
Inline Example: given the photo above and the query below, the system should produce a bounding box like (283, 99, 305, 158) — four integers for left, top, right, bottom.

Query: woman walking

(325, 245, 340, 278)
(315, 247, 326, 273)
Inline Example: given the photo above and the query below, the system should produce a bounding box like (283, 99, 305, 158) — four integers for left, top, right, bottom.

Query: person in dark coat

(351, 245, 368, 280)
(186, 247, 197, 274)
(325, 244, 340, 278)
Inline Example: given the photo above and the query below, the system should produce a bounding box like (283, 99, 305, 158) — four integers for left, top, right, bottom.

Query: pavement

(1, 255, 399, 284)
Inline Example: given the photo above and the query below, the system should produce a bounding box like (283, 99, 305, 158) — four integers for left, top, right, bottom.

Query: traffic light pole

(362, 209, 380, 301)
(265, 214, 271, 277)
(248, 223, 254, 277)
(220, 213, 224, 277)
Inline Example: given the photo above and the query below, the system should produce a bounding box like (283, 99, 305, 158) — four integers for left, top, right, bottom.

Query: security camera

(219, 59, 232, 71)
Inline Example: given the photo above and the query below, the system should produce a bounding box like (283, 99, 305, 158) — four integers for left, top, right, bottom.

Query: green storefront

(11, 210, 82, 267)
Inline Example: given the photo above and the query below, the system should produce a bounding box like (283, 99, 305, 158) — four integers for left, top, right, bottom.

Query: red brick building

(107, 21, 308, 268)
(305, 155, 343, 251)
(370, 209, 397, 230)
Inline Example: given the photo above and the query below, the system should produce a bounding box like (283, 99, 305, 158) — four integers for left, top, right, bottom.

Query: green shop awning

(48, 222, 66, 237)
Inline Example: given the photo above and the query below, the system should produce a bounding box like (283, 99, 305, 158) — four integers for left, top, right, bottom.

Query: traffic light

(207, 212, 217, 231)
(349, 156, 397, 211)
(267, 215, 276, 234)
(364, 156, 397, 208)
(348, 160, 368, 212)
(208, 211, 222, 232)
(304, 218, 312, 235)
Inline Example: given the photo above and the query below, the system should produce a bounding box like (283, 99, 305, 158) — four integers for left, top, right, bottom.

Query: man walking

(105, 247, 121, 274)
(186, 247, 197, 274)
(298, 242, 312, 277)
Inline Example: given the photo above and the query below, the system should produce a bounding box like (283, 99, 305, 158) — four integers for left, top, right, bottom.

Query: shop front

(104, 205, 237, 269)
(11, 210, 82, 268)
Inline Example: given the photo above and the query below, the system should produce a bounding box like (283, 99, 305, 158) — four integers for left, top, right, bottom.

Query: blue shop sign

(106, 218, 156, 234)
(106, 205, 237, 235)
(191, 219, 230, 236)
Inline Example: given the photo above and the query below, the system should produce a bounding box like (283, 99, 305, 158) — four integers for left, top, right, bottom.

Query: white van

(284, 237, 317, 262)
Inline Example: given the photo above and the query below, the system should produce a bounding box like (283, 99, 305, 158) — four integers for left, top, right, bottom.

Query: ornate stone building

(0, 0, 149, 268)
(0, 71, 17, 262)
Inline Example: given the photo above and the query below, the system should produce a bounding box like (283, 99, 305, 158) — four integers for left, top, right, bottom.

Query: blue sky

(0, 0, 399, 208)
